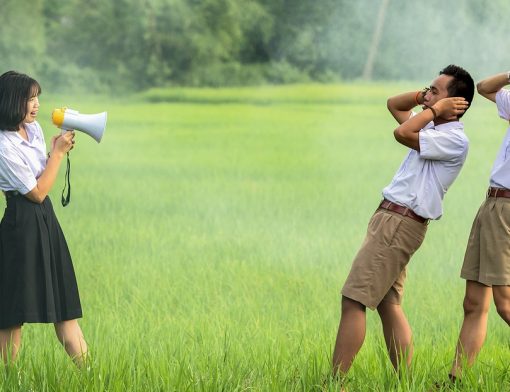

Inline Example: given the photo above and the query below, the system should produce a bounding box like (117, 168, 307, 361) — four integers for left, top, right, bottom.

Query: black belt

(4, 190, 20, 199)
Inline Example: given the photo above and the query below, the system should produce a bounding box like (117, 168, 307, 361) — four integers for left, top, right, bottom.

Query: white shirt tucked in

(0, 121, 47, 194)
(490, 89, 510, 189)
(382, 114, 469, 220)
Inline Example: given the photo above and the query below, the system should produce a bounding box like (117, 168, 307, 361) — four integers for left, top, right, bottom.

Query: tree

(362, 0, 390, 80)
(0, 0, 46, 76)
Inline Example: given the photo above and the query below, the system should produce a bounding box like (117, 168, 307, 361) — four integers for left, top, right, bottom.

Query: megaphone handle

(61, 152, 71, 207)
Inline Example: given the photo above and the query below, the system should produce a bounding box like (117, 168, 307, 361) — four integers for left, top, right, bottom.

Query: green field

(0, 84, 509, 391)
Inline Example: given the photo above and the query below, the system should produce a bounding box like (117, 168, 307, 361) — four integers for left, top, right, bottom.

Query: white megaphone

(51, 107, 107, 143)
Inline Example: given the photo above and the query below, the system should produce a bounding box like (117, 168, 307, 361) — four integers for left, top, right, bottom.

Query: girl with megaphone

(0, 71, 88, 366)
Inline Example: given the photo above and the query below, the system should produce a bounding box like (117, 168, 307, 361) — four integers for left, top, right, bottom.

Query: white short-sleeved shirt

(490, 89, 510, 189)
(0, 121, 47, 194)
(382, 114, 469, 220)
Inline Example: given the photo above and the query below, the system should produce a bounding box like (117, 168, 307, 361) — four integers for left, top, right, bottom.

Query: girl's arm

(24, 131, 74, 204)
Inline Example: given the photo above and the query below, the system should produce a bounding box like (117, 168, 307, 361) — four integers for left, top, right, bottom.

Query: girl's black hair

(0, 71, 41, 132)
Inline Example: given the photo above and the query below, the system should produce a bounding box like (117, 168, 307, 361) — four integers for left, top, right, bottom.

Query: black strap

(61, 152, 71, 206)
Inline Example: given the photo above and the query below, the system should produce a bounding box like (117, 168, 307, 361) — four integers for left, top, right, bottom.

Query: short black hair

(0, 71, 41, 132)
(439, 65, 474, 118)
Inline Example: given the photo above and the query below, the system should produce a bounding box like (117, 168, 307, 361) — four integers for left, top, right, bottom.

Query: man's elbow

(477, 81, 495, 97)
(387, 97, 394, 112)
(393, 127, 403, 142)
(393, 127, 420, 151)
(476, 81, 486, 95)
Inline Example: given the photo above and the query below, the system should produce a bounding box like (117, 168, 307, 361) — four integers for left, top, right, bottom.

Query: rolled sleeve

(419, 129, 468, 161)
(496, 89, 510, 120)
(0, 148, 37, 194)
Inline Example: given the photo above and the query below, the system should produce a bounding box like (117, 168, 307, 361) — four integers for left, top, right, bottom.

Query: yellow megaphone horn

(52, 107, 107, 143)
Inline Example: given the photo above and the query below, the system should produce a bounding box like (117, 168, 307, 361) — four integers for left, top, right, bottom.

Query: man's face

(423, 74, 454, 108)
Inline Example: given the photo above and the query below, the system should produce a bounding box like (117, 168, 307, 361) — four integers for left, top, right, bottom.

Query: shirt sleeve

(419, 129, 468, 161)
(0, 148, 37, 194)
(496, 89, 510, 120)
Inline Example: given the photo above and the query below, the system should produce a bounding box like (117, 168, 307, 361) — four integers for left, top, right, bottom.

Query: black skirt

(0, 192, 82, 329)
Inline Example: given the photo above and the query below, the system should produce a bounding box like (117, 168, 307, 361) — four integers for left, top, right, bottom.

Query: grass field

(0, 83, 509, 391)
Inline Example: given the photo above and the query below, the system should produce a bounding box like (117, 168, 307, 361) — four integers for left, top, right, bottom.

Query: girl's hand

(51, 131, 75, 157)
(50, 135, 58, 151)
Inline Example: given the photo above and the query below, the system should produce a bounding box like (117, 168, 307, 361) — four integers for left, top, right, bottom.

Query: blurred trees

(0, 0, 46, 77)
(1, 0, 509, 91)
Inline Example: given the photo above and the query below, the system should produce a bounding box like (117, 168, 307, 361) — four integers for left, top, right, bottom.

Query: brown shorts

(341, 209, 427, 310)
(461, 197, 510, 286)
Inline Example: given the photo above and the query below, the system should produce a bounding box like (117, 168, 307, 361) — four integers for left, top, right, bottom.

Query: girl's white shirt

(0, 121, 47, 194)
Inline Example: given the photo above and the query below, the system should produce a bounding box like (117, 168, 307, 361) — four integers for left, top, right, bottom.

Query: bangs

(28, 81, 42, 98)
(0, 71, 41, 131)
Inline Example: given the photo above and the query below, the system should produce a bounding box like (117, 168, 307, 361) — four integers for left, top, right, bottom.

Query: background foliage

(1, 0, 510, 91)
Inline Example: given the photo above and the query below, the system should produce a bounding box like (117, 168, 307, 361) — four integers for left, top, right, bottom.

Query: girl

(0, 71, 87, 365)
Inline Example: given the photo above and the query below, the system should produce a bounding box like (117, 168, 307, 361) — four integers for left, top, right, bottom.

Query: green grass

(0, 83, 509, 391)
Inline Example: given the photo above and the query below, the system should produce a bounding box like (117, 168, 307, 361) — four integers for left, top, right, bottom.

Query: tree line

(1, 0, 509, 92)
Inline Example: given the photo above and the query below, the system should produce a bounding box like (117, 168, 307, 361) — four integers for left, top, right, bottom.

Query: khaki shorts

(461, 197, 510, 286)
(341, 209, 427, 310)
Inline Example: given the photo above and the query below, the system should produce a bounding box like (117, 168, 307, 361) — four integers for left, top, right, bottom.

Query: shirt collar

(434, 121, 463, 132)
(24, 122, 38, 143)
(2, 130, 24, 145)
(2, 123, 37, 146)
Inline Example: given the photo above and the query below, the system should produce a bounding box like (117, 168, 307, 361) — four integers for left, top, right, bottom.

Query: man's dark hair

(0, 71, 41, 132)
(439, 64, 474, 118)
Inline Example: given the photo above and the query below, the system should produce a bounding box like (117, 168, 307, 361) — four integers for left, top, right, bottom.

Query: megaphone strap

(61, 153, 71, 207)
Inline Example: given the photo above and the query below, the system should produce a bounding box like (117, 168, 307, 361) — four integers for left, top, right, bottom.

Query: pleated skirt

(0, 193, 82, 329)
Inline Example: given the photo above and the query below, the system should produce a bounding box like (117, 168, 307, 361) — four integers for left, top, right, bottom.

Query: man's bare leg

(493, 285, 510, 325)
(377, 301, 412, 370)
(332, 296, 367, 375)
(450, 280, 491, 379)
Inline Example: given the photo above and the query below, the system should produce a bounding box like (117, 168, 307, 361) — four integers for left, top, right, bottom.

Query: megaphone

(51, 107, 107, 143)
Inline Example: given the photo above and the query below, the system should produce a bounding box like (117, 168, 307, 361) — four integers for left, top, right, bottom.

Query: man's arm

(477, 72, 509, 103)
(387, 89, 426, 124)
(393, 108, 434, 151)
(393, 97, 469, 151)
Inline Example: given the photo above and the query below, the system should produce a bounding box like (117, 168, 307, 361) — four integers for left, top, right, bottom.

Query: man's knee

(493, 287, 510, 324)
(463, 294, 489, 316)
(341, 296, 366, 314)
(376, 299, 400, 315)
(495, 302, 510, 323)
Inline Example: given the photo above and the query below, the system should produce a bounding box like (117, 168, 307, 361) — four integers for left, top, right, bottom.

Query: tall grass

(0, 84, 508, 391)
